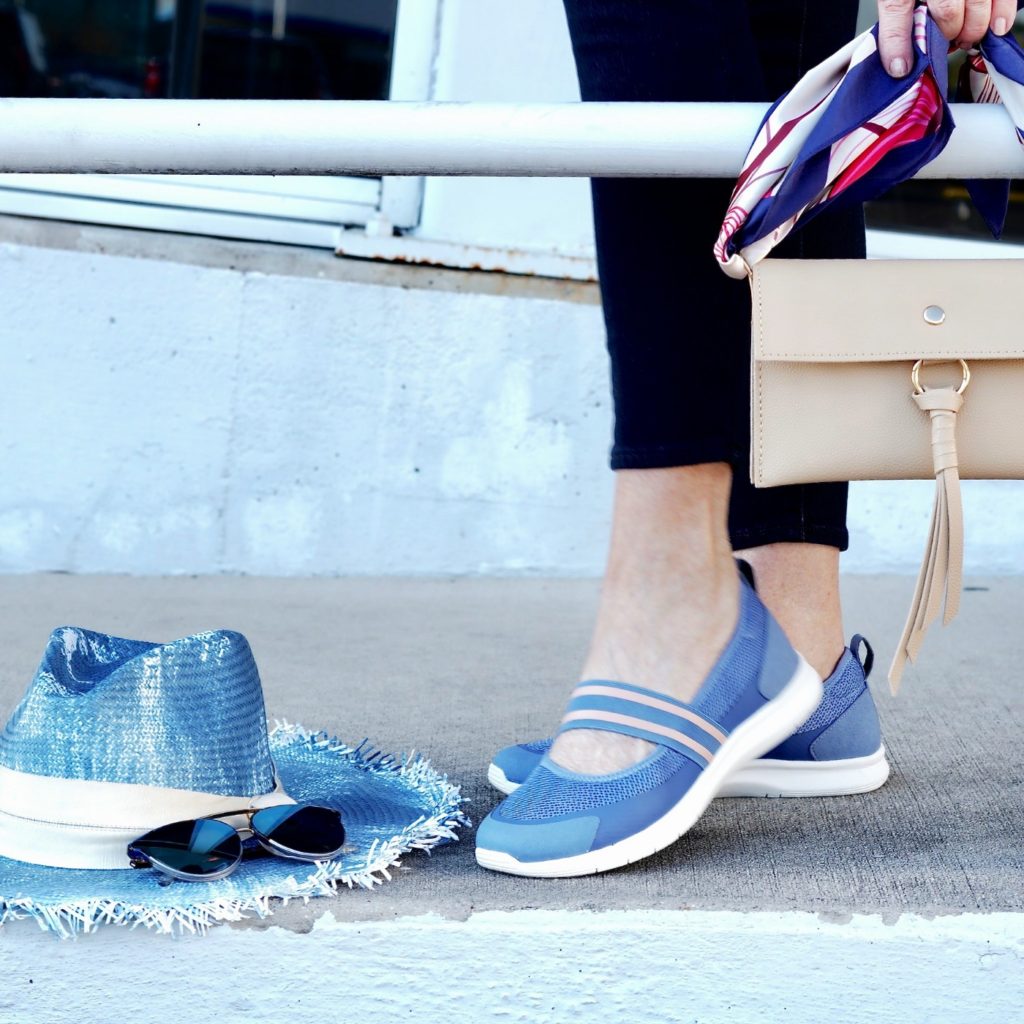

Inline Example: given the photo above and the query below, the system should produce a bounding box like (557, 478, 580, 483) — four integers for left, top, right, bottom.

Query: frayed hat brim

(0, 723, 468, 938)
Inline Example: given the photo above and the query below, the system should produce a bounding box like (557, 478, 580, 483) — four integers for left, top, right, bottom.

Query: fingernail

(889, 57, 908, 77)
(995, 17, 1008, 35)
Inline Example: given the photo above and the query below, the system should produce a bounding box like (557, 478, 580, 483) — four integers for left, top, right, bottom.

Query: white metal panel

(866, 227, 1024, 259)
(412, 0, 592, 271)
(0, 173, 379, 222)
(378, 0, 441, 228)
(335, 227, 596, 280)
(0, 189, 350, 247)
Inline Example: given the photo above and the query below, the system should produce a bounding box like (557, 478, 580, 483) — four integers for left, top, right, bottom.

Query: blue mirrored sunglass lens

(251, 804, 345, 857)
(132, 818, 242, 876)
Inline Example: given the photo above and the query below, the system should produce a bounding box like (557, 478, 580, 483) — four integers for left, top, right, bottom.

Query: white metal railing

(1, 99, 1022, 178)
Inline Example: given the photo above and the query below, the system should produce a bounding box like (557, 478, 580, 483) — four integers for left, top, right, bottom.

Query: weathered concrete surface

(4, 215, 1024, 579)
(1, 574, 1021, 1022)
(0, 573, 1021, 922)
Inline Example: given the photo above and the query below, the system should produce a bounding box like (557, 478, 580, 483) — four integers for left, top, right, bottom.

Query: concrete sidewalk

(1, 573, 1021, 1021)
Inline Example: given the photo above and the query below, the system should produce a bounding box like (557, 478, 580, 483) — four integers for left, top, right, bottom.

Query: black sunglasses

(127, 803, 346, 883)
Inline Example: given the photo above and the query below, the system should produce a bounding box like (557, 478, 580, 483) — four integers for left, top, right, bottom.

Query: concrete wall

(2, 219, 1023, 577)
(0, 224, 611, 575)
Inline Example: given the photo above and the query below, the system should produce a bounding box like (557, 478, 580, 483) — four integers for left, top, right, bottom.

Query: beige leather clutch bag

(750, 258, 1022, 686)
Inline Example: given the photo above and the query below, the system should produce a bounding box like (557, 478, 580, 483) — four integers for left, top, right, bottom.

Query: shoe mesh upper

(690, 587, 767, 724)
(520, 738, 552, 754)
(794, 652, 864, 734)
(497, 748, 687, 822)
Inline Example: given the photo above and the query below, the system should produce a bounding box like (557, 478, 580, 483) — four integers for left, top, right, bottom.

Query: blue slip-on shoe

(487, 634, 889, 799)
(718, 634, 888, 797)
(475, 578, 823, 877)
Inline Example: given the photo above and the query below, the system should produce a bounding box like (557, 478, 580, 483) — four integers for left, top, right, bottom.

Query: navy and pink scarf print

(716, 2, 1024, 278)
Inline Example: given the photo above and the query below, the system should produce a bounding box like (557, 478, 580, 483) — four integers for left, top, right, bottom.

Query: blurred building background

(0, 0, 1022, 576)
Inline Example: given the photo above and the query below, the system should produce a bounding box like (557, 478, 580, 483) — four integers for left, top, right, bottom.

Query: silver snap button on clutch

(923, 305, 946, 325)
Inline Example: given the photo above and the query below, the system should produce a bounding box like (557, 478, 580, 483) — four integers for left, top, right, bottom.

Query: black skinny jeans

(562, 0, 866, 551)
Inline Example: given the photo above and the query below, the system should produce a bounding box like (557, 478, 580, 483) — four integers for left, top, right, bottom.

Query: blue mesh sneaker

(475, 577, 824, 877)
(487, 634, 889, 800)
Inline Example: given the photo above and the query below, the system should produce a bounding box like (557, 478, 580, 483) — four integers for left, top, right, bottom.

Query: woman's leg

(554, 0, 863, 775)
(554, 0, 768, 774)
(730, 0, 867, 681)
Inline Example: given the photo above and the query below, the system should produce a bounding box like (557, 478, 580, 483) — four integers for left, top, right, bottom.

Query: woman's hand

(878, 0, 1017, 77)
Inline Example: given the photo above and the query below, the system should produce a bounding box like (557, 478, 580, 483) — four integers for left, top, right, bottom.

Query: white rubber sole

(487, 745, 890, 799)
(476, 656, 823, 878)
(486, 763, 520, 796)
(718, 745, 890, 798)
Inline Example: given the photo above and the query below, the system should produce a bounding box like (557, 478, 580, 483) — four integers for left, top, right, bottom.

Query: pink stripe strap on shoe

(559, 680, 728, 768)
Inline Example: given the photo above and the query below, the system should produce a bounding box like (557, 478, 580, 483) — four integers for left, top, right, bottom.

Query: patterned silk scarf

(715, 2, 1024, 279)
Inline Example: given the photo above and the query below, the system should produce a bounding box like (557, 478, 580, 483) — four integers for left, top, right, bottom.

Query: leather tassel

(888, 386, 965, 690)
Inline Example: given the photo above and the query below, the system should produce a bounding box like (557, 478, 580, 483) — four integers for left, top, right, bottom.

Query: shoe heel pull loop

(735, 558, 756, 591)
(850, 634, 874, 678)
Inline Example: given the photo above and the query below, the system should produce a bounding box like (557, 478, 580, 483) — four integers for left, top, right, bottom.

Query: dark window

(0, 0, 398, 101)
(866, 37, 1024, 244)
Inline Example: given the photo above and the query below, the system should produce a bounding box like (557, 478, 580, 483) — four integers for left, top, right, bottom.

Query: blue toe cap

(491, 740, 550, 787)
(476, 810, 602, 862)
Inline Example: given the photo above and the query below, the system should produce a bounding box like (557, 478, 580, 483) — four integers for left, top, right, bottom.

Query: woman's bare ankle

(578, 567, 738, 702)
(734, 542, 845, 679)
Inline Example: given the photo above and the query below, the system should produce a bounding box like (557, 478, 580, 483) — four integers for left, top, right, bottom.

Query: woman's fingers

(928, 0, 969, 42)
(879, 0, 1015, 77)
(878, 0, 918, 77)
(952, 0, 993, 46)
(990, 0, 1018, 36)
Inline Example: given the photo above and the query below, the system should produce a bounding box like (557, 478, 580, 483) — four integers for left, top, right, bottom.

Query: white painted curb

(2, 908, 1021, 1023)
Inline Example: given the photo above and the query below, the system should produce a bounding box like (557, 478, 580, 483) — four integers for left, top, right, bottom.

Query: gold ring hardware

(911, 358, 971, 396)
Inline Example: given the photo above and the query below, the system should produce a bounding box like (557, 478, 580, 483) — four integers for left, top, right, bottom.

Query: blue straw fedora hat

(0, 626, 466, 936)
